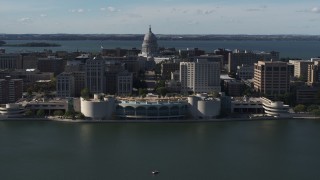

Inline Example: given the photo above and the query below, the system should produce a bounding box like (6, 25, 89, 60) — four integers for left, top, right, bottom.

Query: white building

(260, 97, 291, 117)
(81, 94, 115, 120)
(0, 104, 25, 118)
(141, 26, 158, 57)
(180, 59, 221, 94)
(188, 94, 221, 119)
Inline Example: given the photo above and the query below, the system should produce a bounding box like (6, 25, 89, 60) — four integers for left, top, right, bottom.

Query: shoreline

(0, 116, 319, 123)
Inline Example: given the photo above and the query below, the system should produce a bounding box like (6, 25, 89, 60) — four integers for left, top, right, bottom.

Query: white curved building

(261, 97, 291, 117)
(116, 100, 188, 120)
(80, 94, 115, 120)
(188, 95, 221, 119)
(0, 104, 25, 118)
(141, 26, 158, 57)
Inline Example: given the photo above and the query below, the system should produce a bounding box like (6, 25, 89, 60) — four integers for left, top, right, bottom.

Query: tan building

(289, 60, 313, 80)
(180, 59, 220, 94)
(254, 61, 290, 97)
(307, 64, 320, 85)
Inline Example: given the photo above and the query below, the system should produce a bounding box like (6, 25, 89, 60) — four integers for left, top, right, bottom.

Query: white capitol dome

(141, 26, 158, 57)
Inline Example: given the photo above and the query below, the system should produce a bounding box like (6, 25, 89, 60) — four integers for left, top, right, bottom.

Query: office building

(38, 56, 64, 75)
(117, 71, 133, 96)
(254, 61, 290, 97)
(289, 60, 313, 80)
(85, 59, 106, 94)
(307, 64, 320, 85)
(161, 62, 180, 80)
(236, 64, 254, 80)
(56, 72, 75, 98)
(180, 59, 220, 94)
(228, 50, 279, 73)
(0, 54, 23, 69)
(0, 78, 23, 104)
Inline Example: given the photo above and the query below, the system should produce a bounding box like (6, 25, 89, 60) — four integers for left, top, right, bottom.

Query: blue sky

(0, 0, 319, 34)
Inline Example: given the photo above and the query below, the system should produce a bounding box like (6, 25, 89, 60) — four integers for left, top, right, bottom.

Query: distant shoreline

(1, 34, 320, 41)
(0, 116, 318, 123)
(1, 42, 61, 47)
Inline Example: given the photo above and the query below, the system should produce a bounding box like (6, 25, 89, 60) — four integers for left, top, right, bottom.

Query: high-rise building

(117, 71, 133, 96)
(289, 60, 313, 80)
(56, 72, 75, 98)
(0, 69, 53, 91)
(0, 78, 23, 104)
(236, 64, 254, 80)
(228, 50, 279, 73)
(180, 59, 220, 94)
(0, 54, 23, 69)
(307, 64, 320, 85)
(85, 59, 106, 94)
(161, 62, 180, 80)
(38, 56, 64, 75)
(254, 61, 290, 97)
(73, 71, 86, 97)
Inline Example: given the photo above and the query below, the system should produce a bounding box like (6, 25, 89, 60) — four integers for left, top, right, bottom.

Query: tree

(27, 87, 33, 97)
(81, 88, 90, 99)
(311, 109, 320, 117)
(75, 112, 85, 119)
(307, 105, 319, 112)
(138, 88, 147, 97)
(53, 110, 64, 116)
(156, 87, 168, 97)
(25, 109, 34, 117)
(36, 109, 45, 117)
(64, 110, 75, 119)
(293, 104, 306, 113)
(155, 80, 165, 90)
(210, 91, 220, 98)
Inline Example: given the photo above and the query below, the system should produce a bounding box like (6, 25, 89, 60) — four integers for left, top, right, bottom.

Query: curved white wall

(80, 97, 115, 119)
(198, 100, 221, 118)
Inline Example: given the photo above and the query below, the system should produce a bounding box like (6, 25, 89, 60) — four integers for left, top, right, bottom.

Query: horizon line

(1, 33, 320, 36)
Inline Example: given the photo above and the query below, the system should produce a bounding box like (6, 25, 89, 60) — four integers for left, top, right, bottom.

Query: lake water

(2, 40, 320, 59)
(1, 119, 320, 180)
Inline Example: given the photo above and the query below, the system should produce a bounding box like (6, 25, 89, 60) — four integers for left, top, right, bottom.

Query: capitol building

(140, 26, 158, 57)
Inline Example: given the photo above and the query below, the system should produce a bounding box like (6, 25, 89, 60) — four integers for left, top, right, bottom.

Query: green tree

(27, 87, 33, 96)
(81, 88, 90, 99)
(64, 110, 75, 119)
(155, 80, 166, 89)
(307, 105, 319, 112)
(156, 87, 168, 97)
(75, 112, 85, 119)
(36, 109, 45, 117)
(210, 91, 220, 98)
(138, 88, 147, 97)
(53, 110, 64, 116)
(25, 109, 34, 117)
(311, 109, 320, 117)
(293, 104, 306, 113)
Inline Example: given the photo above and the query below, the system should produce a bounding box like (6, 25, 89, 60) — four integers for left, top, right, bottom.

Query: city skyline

(0, 0, 320, 35)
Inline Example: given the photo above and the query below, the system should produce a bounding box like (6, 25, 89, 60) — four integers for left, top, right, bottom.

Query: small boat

(151, 170, 160, 175)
